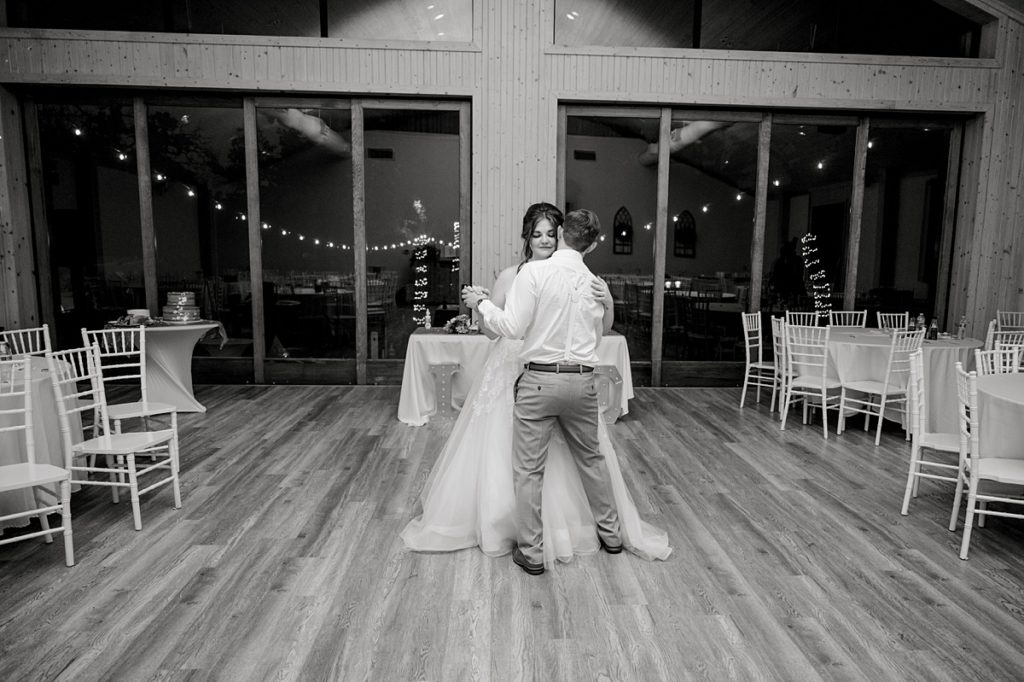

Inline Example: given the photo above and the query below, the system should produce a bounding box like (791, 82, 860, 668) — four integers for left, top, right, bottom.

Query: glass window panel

(565, 114, 659, 361)
(169, 0, 321, 37)
(555, 0, 694, 48)
(256, 105, 354, 360)
(364, 108, 462, 360)
(766, 121, 856, 321)
(554, 0, 991, 58)
(147, 101, 252, 371)
(5, 0, 164, 31)
(861, 120, 954, 325)
(36, 100, 141, 348)
(5, 0, 321, 36)
(663, 117, 757, 361)
(326, 0, 473, 42)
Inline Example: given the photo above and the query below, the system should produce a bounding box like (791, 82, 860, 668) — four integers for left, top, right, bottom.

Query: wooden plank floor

(2, 385, 1024, 680)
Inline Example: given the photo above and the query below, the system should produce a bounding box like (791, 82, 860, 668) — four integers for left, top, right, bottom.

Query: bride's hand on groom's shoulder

(590, 277, 612, 305)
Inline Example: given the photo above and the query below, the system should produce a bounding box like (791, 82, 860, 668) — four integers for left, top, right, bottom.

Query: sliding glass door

(561, 105, 965, 386)
(26, 91, 470, 385)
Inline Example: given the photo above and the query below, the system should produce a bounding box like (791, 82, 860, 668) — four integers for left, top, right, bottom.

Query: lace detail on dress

(471, 338, 524, 417)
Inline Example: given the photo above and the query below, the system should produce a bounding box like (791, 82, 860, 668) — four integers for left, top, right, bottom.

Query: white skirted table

(826, 329, 982, 433)
(398, 329, 635, 426)
(144, 322, 220, 413)
(0, 356, 82, 530)
(976, 374, 1024, 459)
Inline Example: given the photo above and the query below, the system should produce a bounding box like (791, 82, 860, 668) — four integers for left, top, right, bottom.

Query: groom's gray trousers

(512, 368, 621, 564)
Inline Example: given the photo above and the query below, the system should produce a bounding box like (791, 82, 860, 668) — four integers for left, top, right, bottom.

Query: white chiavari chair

(900, 349, 960, 516)
(781, 324, 841, 439)
(949, 362, 1024, 560)
(828, 310, 867, 327)
(769, 316, 789, 415)
(0, 324, 51, 357)
(740, 312, 775, 408)
(0, 357, 74, 566)
(48, 345, 181, 531)
(81, 327, 178, 437)
(996, 310, 1024, 331)
(838, 329, 924, 445)
(974, 347, 1021, 376)
(876, 312, 909, 330)
(785, 311, 818, 327)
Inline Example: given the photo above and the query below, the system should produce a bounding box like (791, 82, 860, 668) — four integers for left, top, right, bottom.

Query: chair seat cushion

(750, 361, 774, 370)
(973, 458, 1024, 484)
(72, 429, 176, 456)
(790, 376, 842, 390)
(0, 463, 70, 492)
(919, 432, 960, 452)
(107, 401, 177, 421)
(841, 380, 906, 395)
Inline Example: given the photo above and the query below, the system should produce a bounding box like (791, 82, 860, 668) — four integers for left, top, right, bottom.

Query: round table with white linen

(143, 322, 220, 413)
(827, 329, 982, 433)
(975, 374, 1024, 460)
(398, 329, 634, 426)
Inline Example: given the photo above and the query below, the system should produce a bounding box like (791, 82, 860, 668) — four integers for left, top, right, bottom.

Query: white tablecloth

(145, 322, 219, 413)
(398, 330, 635, 426)
(826, 329, 981, 433)
(0, 356, 81, 530)
(976, 374, 1024, 460)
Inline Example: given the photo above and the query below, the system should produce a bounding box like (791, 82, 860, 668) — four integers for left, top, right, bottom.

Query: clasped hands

(461, 285, 490, 310)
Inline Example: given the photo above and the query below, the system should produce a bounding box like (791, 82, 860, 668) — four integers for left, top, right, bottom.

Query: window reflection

(147, 102, 250, 367)
(565, 115, 658, 361)
(862, 121, 953, 323)
(765, 122, 855, 319)
(364, 109, 462, 359)
(36, 101, 141, 348)
(326, 0, 473, 41)
(257, 106, 354, 360)
(554, 0, 989, 57)
(663, 118, 757, 361)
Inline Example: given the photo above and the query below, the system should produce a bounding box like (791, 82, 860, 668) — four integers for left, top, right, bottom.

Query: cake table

(144, 322, 219, 413)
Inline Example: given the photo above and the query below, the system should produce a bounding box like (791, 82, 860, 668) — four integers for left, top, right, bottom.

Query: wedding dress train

(400, 337, 672, 568)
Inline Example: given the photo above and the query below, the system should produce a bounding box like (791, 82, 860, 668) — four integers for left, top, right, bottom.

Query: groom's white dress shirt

(477, 250, 604, 365)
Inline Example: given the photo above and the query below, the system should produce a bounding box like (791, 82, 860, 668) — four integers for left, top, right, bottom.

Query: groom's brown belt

(525, 362, 594, 374)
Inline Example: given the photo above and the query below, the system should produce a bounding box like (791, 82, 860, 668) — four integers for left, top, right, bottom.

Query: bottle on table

(927, 318, 939, 340)
(957, 315, 968, 340)
(424, 308, 432, 329)
(915, 313, 926, 331)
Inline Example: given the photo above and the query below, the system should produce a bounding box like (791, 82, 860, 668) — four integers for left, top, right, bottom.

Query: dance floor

(2, 385, 1024, 680)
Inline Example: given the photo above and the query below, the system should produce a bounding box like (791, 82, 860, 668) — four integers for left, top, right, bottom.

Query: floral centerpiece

(444, 314, 478, 334)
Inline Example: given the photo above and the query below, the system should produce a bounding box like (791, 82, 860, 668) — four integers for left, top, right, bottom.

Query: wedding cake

(163, 291, 200, 322)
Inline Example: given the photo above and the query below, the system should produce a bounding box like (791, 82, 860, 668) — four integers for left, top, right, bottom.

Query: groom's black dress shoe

(599, 536, 624, 554)
(512, 548, 545, 575)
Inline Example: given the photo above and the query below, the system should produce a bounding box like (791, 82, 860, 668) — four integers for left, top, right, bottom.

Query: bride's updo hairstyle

(520, 202, 564, 263)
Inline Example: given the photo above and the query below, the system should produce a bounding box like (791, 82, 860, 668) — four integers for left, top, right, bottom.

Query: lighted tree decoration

(800, 232, 832, 322)
(412, 233, 430, 325)
(451, 221, 460, 275)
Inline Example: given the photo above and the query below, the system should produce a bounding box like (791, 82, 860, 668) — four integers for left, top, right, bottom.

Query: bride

(401, 202, 671, 568)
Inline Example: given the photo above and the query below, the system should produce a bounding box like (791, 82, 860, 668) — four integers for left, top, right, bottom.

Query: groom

(462, 208, 622, 576)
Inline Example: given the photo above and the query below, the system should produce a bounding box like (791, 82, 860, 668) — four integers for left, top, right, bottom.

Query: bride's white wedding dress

(401, 336, 672, 568)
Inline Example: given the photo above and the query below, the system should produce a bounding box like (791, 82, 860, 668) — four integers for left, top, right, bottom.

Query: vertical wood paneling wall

(1, 0, 1023, 336)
